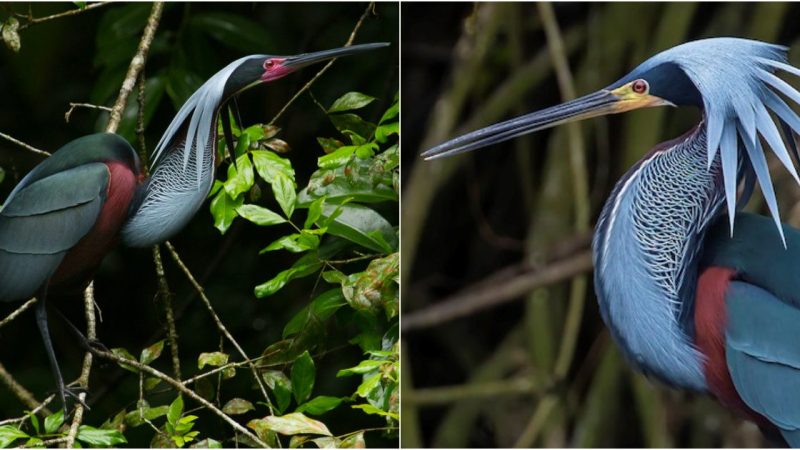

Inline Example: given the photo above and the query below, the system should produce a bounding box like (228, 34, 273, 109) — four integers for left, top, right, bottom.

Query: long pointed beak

(283, 42, 390, 69)
(422, 89, 666, 160)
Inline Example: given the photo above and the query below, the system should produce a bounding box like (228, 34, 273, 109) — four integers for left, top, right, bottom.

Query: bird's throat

(592, 122, 725, 390)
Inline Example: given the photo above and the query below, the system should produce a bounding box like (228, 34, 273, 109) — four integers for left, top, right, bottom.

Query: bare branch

(0, 395, 54, 426)
(268, 2, 375, 125)
(154, 245, 182, 380)
(17, 2, 112, 30)
(402, 251, 593, 332)
(0, 298, 36, 329)
(65, 282, 98, 448)
(64, 102, 112, 123)
(164, 242, 273, 412)
(0, 131, 50, 156)
(105, 2, 163, 133)
(89, 346, 268, 447)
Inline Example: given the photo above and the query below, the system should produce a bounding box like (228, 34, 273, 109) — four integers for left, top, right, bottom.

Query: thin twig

(153, 246, 182, 380)
(0, 298, 37, 329)
(0, 362, 52, 416)
(17, 2, 111, 30)
(105, 2, 163, 133)
(268, 2, 374, 126)
(0, 395, 54, 426)
(89, 346, 268, 447)
(64, 103, 112, 123)
(403, 377, 551, 406)
(164, 242, 273, 411)
(402, 251, 593, 332)
(65, 282, 98, 448)
(0, 132, 50, 156)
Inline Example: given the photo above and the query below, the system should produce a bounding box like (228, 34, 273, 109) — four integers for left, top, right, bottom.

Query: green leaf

(341, 253, 399, 317)
(76, 426, 127, 447)
(311, 437, 341, 448)
(236, 204, 286, 226)
(327, 92, 376, 113)
(319, 204, 395, 253)
(321, 270, 346, 284)
(252, 150, 295, 184)
(340, 431, 366, 448)
(283, 289, 346, 338)
(305, 197, 326, 229)
(233, 132, 252, 158)
(296, 396, 344, 416)
(198, 352, 229, 369)
(44, 410, 64, 434)
(379, 98, 399, 124)
(254, 253, 322, 298)
(222, 398, 255, 415)
(356, 373, 382, 398)
(125, 405, 169, 427)
(351, 403, 398, 419)
(29, 414, 39, 435)
(375, 121, 399, 144)
(317, 146, 356, 169)
(337, 360, 384, 377)
(190, 438, 223, 448)
(167, 396, 184, 427)
(273, 173, 297, 218)
(316, 137, 344, 154)
(224, 153, 255, 198)
(0, 425, 28, 448)
(260, 233, 319, 254)
(144, 377, 161, 391)
(329, 114, 376, 141)
(140, 340, 165, 365)
(111, 348, 138, 372)
(209, 190, 243, 234)
(291, 351, 315, 404)
(299, 157, 397, 206)
(262, 370, 293, 414)
(258, 413, 332, 436)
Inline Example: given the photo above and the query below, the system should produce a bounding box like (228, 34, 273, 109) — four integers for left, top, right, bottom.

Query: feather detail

(150, 55, 264, 186)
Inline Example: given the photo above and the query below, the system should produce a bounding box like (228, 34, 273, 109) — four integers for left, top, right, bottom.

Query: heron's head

(423, 37, 800, 242)
(223, 43, 391, 96)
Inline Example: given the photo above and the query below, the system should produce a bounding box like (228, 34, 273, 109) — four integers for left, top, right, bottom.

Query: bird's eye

(264, 60, 276, 69)
(632, 79, 649, 94)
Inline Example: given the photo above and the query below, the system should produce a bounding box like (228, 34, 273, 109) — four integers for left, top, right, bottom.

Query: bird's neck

(593, 120, 726, 391)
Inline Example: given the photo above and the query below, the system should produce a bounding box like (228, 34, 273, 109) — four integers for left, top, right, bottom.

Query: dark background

(0, 2, 397, 446)
(402, 2, 800, 448)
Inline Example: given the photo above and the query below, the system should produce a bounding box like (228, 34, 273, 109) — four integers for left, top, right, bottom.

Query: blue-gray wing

(0, 163, 109, 302)
(725, 281, 800, 446)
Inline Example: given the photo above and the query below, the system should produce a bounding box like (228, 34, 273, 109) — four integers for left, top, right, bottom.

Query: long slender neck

(592, 120, 726, 391)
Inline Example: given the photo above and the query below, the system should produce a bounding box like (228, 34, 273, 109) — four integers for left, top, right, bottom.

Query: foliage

(209, 91, 400, 446)
(0, 2, 396, 448)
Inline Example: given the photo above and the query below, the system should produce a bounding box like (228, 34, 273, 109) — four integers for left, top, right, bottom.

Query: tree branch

(164, 242, 273, 412)
(0, 131, 50, 156)
(105, 2, 163, 133)
(402, 251, 593, 332)
(17, 2, 112, 30)
(89, 346, 268, 447)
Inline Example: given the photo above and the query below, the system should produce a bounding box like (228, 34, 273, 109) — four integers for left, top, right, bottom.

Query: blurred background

(0, 2, 397, 446)
(401, 2, 800, 447)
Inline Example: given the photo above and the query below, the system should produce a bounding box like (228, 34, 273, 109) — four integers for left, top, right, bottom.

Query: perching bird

(0, 42, 388, 411)
(423, 37, 800, 446)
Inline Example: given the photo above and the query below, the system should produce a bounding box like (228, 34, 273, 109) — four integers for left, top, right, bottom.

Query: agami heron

(0, 42, 388, 411)
(423, 37, 800, 445)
